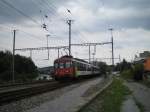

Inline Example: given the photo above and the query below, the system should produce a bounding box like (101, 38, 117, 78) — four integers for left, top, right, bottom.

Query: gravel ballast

(0, 77, 110, 112)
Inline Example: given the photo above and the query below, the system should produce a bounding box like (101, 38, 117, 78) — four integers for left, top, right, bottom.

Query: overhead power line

(0, 25, 12, 31)
(1, 0, 41, 26)
(15, 46, 68, 51)
(71, 42, 112, 46)
(19, 30, 44, 42)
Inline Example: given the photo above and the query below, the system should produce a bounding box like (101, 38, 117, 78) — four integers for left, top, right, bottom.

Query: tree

(0, 51, 38, 82)
(133, 63, 144, 81)
(114, 59, 131, 72)
(97, 61, 108, 76)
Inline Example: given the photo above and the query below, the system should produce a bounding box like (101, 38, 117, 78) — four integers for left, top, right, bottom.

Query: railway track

(0, 80, 73, 106)
(0, 76, 100, 106)
(0, 80, 54, 90)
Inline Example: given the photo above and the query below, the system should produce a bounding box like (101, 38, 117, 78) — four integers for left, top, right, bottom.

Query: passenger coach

(54, 55, 100, 80)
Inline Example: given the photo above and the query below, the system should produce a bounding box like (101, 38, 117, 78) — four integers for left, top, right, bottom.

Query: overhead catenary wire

(0, 24, 44, 43)
(0, 25, 12, 31)
(33, 0, 64, 21)
(0, 0, 41, 26)
(0, 0, 72, 62)
(31, 0, 74, 46)
(18, 30, 45, 42)
(41, 0, 66, 20)
(31, 0, 65, 35)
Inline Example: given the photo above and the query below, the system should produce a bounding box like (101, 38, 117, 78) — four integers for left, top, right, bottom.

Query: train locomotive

(53, 55, 100, 80)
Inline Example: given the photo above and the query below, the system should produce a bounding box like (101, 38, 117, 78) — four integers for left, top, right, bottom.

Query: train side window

(66, 62, 71, 68)
(88, 65, 91, 71)
(86, 65, 88, 70)
(82, 63, 86, 71)
(83, 64, 86, 71)
(77, 62, 80, 70)
(60, 63, 64, 69)
(72, 61, 75, 67)
(80, 63, 83, 71)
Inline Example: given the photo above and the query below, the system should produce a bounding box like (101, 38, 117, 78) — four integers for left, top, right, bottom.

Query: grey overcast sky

(0, 0, 150, 67)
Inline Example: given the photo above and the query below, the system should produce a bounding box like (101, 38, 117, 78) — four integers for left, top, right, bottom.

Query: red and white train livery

(54, 55, 100, 80)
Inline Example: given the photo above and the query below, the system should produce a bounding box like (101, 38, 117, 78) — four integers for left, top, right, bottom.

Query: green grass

(134, 97, 145, 112)
(78, 78, 131, 112)
(121, 70, 133, 80)
(139, 80, 150, 88)
(140, 74, 150, 88)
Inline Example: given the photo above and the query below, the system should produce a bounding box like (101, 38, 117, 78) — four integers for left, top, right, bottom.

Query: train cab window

(54, 63, 59, 69)
(60, 63, 64, 69)
(66, 62, 71, 68)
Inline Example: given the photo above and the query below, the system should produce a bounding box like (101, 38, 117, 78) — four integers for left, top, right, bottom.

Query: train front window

(54, 63, 58, 69)
(60, 63, 64, 69)
(66, 62, 71, 68)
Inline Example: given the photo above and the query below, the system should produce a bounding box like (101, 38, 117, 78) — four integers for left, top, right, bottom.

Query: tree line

(0, 51, 38, 83)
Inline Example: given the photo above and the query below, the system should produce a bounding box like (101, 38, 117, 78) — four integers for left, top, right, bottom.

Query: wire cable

(0, 0, 41, 26)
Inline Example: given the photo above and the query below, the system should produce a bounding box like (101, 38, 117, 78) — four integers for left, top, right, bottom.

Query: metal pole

(94, 45, 96, 54)
(46, 35, 50, 60)
(67, 20, 72, 56)
(112, 36, 114, 66)
(92, 53, 95, 64)
(119, 55, 121, 72)
(30, 50, 32, 58)
(12, 30, 16, 83)
(89, 45, 91, 63)
(58, 48, 60, 58)
(109, 28, 114, 66)
(119, 55, 121, 63)
(69, 20, 71, 56)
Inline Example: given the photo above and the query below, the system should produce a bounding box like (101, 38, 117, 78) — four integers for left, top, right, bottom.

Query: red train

(53, 55, 100, 80)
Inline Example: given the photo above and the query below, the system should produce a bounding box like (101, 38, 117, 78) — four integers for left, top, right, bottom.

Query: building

(144, 57, 150, 72)
(140, 51, 150, 58)
(134, 51, 150, 72)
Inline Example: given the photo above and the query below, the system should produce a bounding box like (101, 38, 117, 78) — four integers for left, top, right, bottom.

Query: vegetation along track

(0, 76, 100, 106)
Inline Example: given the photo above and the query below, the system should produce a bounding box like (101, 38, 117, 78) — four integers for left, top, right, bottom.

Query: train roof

(55, 55, 87, 62)
(54, 55, 99, 68)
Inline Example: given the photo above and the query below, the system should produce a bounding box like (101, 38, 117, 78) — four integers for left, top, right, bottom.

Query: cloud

(0, 0, 150, 67)
(54, 0, 150, 36)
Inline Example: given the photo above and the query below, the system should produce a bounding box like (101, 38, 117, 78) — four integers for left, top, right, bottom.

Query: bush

(121, 63, 144, 81)
(121, 64, 144, 81)
(121, 70, 133, 80)
(133, 64, 144, 81)
(0, 51, 38, 82)
(0, 71, 12, 81)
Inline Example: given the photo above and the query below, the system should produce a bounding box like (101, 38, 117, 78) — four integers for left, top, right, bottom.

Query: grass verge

(140, 79, 150, 88)
(120, 70, 133, 80)
(78, 78, 131, 112)
(134, 97, 145, 112)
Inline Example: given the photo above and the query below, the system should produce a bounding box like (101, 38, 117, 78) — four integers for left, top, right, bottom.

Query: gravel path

(25, 78, 103, 112)
(125, 82, 150, 112)
(0, 77, 108, 112)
